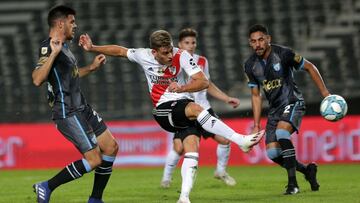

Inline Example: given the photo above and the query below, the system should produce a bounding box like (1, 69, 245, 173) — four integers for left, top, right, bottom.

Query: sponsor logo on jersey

(273, 63, 281, 71)
(148, 67, 154, 72)
(149, 75, 178, 85)
(262, 79, 282, 92)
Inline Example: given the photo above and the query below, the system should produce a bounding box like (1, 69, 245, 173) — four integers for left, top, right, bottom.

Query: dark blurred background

(0, 0, 359, 123)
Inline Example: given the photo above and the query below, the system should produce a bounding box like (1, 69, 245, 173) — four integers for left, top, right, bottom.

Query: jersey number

(284, 105, 291, 114)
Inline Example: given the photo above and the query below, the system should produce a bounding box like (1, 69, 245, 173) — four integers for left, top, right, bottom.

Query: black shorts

(153, 99, 201, 141)
(54, 105, 107, 153)
(265, 101, 305, 144)
(199, 108, 218, 139)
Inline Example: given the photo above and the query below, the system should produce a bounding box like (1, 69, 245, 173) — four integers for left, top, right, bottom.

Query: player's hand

(227, 97, 240, 108)
(50, 37, 62, 56)
(168, 81, 183, 93)
(78, 33, 93, 51)
(90, 54, 106, 71)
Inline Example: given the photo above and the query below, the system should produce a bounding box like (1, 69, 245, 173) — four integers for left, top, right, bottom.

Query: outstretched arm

(207, 82, 240, 108)
(303, 59, 330, 98)
(78, 54, 107, 77)
(251, 87, 262, 133)
(79, 34, 128, 57)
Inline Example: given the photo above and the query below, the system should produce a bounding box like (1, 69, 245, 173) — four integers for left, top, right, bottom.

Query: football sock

(162, 149, 181, 181)
(278, 140, 297, 185)
(197, 110, 242, 143)
(296, 161, 307, 174)
(48, 159, 91, 191)
(269, 148, 307, 175)
(90, 155, 115, 199)
(216, 144, 230, 173)
(180, 152, 198, 199)
(276, 129, 297, 185)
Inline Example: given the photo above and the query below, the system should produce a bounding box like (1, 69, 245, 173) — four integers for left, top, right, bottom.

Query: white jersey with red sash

(127, 47, 202, 107)
(190, 54, 211, 110)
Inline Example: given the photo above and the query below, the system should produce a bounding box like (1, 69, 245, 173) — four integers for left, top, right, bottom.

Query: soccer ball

(320, 94, 348, 121)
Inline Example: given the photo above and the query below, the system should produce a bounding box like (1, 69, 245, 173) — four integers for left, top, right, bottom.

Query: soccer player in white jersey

(79, 30, 264, 203)
(161, 28, 240, 188)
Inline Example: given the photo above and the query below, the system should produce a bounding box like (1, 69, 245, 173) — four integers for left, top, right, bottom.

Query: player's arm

(78, 54, 106, 77)
(32, 38, 62, 87)
(207, 82, 240, 108)
(303, 59, 330, 98)
(168, 71, 209, 93)
(251, 86, 263, 132)
(79, 34, 128, 57)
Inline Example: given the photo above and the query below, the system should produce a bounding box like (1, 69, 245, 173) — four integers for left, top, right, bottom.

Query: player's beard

(255, 48, 265, 56)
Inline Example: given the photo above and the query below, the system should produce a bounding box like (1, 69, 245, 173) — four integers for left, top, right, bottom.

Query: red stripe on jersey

(197, 56, 206, 70)
(150, 49, 182, 106)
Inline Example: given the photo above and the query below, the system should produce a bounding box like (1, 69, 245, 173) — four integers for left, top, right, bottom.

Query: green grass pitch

(0, 164, 359, 203)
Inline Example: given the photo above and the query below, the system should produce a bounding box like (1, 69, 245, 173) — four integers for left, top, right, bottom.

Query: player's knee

(109, 140, 119, 155)
(186, 102, 204, 118)
(102, 139, 119, 156)
(215, 136, 230, 145)
(174, 145, 183, 155)
(85, 151, 102, 169)
(275, 129, 291, 141)
(266, 148, 282, 159)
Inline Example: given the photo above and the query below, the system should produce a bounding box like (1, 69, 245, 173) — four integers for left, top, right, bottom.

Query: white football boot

(214, 171, 236, 186)
(236, 130, 265, 153)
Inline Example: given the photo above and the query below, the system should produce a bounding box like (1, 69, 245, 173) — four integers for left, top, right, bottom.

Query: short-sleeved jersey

(244, 44, 305, 113)
(127, 47, 202, 107)
(190, 54, 211, 110)
(35, 38, 87, 119)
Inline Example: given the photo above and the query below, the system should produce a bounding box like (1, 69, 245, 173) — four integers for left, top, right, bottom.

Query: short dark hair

(48, 5, 76, 27)
(248, 24, 269, 37)
(178, 28, 198, 41)
(149, 30, 173, 49)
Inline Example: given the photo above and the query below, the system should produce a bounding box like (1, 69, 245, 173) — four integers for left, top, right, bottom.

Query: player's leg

(154, 99, 199, 203)
(34, 115, 101, 203)
(89, 129, 118, 203)
(279, 101, 319, 192)
(161, 138, 183, 188)
(178, 131, 200, 203)
(212, 135, 236, 186)
(83, 106, 119, 203)
(275, 122, 299, 194)
(185, 102, 264, 152)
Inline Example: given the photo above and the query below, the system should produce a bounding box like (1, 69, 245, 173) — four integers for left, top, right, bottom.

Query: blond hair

(149, 30, 173, 49)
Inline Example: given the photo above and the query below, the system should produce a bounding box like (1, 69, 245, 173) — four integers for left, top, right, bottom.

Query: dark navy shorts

(153, 99, 201, 141)
(265, 101, 305, 144)
(54, 105, 107, 154)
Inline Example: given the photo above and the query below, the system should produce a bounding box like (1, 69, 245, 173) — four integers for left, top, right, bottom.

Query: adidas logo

(211, 119, 216, 127)
(38, 186, 46, 200)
